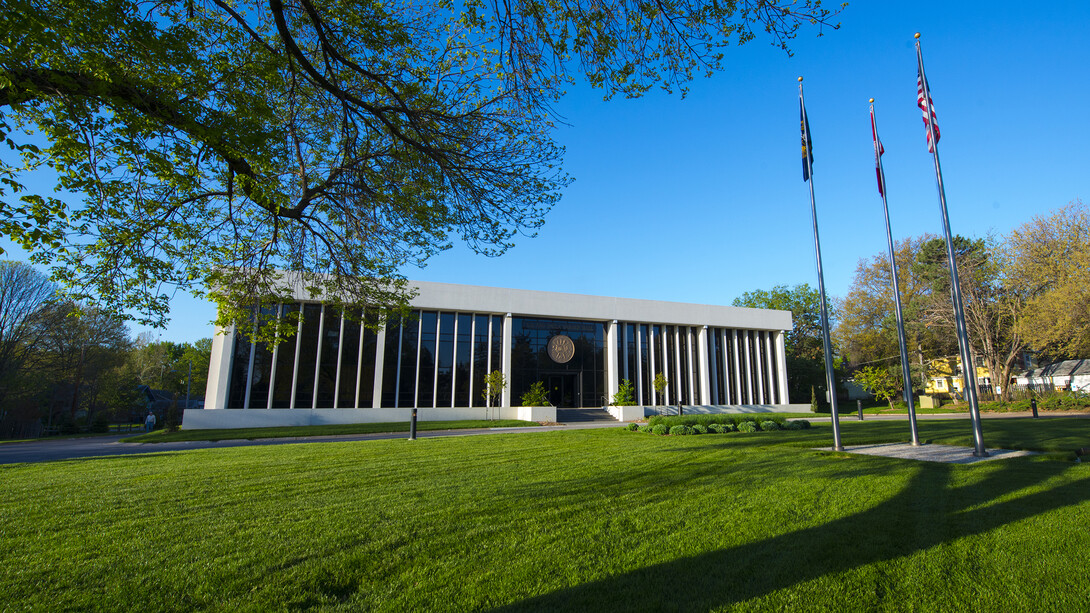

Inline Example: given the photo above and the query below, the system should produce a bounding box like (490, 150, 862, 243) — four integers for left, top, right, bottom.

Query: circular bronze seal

(547, 335, 575, 364)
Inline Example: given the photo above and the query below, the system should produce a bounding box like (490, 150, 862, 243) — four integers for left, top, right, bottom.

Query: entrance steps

(556, 408, 619, 424)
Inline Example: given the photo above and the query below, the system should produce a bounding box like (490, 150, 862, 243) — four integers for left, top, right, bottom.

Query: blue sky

(5, 0, 1089, 343)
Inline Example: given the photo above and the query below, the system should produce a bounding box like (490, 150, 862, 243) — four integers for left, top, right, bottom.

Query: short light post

(1031, 397, 1039, 419)
(857, 399, 864, 421)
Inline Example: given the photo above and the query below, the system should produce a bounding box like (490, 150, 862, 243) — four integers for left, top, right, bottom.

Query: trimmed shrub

(692, 424, 708, 435)
(637, 424, 652, 433)
(91, 413, 110, 433)
(796, 419, 812, 429)
(760, 420, 781, 431)
(737, 421, 758, 433)
(651, 424, 669, 436)
(784, 421, 805, 430)
(669, 425, 694, 436)
(625, 422, 639, 431)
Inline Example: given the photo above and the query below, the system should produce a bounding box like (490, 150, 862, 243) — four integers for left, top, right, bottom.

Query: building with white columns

(190, 281, 799, 429)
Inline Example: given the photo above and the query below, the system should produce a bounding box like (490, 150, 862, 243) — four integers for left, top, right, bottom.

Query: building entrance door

(547, 373, 580, 408)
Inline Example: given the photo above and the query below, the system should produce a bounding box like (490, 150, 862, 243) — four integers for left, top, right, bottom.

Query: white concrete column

(635, 325, 644, 405)
(311, 304, 326, 410)
(333, 313, 345, 409)
(670, 327, 680, 404)
(764, 331, 776, 404)
(731, 329, 743, 404)
(698, 326, 711, 405)
(743, 330, 754, 404)
(685, 328, 695, 403)
(606, 320, 619, 400)
(723, 329, 732, 401)
(662, 328, 671, 404)
(206, 326, 234, 410)
(776, 330, 790, 405)
(645, 327, 654, 403)
(372, 326, 386, 408)
(242, 321, 256, 410)
(501, 313, 513, 407)
(754, 331, 765, 404)
(289, 310, 304, 409)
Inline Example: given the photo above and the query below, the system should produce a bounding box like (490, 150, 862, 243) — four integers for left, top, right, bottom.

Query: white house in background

(189, 280, 802, 429)
(1015, 359, 1090, 393)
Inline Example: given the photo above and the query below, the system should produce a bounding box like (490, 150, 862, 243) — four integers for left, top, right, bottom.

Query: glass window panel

(226, 329, 252, 409)
(358, 311, 378, 408)
(293, 303, 322, 408)
(380, 316, 402, 408)
(435, 312, 455, 407)
(337, 308, 361, 408)
(248, 306, 277, 409)
(397, 312, 419, 408)
(472, 314, 489, 407)
(271, 303, 300, 408)
(455, 314, 472, 406)
(417, 311, 437, 408)
(315, 307, 339, 408)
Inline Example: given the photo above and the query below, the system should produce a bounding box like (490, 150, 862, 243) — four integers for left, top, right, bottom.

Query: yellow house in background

(925, 356, 992, 397)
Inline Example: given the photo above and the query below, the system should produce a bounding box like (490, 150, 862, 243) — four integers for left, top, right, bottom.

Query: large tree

(838, 233, 1027, 400)
(1004, 199, 1090, 359)
(835, 235, 955, 390)
(1, 0, 841, 338)
(0, 260, 56, 406)
(916, 235, 1027, 400)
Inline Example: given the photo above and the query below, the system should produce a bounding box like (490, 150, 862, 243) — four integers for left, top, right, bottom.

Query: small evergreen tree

(612, 379, 636, 406)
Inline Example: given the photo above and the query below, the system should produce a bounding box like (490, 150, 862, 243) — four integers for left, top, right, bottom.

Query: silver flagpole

(870, 99, 920, 446)
(799, 77, 843, 451)
(915, 33, 986, 456)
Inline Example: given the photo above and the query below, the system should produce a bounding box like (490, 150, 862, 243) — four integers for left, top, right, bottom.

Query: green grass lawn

(123, 419, 540, 443)
(4, 419, 1090, 611)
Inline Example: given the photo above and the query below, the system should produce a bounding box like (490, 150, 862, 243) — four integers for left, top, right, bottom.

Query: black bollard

(1031, 397, 1039, 419)
(409, 408, 418, 440)
(857, 399, 864, 421)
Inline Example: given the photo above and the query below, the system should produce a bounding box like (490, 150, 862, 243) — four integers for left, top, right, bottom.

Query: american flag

(917, 65, 940, 152)
(870, 106, 885, 196)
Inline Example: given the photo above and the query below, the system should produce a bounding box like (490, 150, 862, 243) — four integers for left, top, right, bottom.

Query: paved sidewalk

(817, 442, 1037, 464)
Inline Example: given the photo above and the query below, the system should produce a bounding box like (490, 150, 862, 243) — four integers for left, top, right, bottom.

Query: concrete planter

(606, 406, 645, 422)
(516, 406, 556, 423)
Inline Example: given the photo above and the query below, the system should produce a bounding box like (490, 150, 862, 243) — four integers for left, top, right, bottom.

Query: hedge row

(628, 417, 811, 436)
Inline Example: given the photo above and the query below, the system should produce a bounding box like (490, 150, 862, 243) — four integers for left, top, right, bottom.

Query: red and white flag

(917, 64, 940, 152)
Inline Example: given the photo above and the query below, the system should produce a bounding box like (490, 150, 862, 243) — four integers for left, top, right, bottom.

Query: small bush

(796, 419, 811, 429)
(651, 424, 669, 436)
(737, 421, 758, 433)
(520, 381, 550, 407)
(692, 424, 708, 434)
(784, 421, 805, 430)
(759, 420, 781, 431)
(625, 422, 639, 431)
(669, 425, 694, 436)
(637, 424, 652, 433)
(90, 413, 110, 433)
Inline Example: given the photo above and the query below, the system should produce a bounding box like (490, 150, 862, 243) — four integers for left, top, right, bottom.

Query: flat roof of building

(399, 280, 792, 331)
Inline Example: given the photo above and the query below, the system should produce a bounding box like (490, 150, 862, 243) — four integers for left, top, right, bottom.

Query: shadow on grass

(490, 455, 1090, 612)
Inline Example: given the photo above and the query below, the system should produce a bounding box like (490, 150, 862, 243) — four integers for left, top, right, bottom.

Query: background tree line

(0, 261, 211, 436)
(739, 199, 1088, 406)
